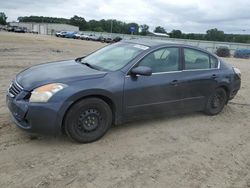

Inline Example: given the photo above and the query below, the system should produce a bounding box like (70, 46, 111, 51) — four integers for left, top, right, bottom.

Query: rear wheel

(64, 98, 112, 143)
(204, 88, 227, 115)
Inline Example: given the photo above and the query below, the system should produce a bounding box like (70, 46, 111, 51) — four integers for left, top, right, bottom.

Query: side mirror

(131, 66, 152, 76)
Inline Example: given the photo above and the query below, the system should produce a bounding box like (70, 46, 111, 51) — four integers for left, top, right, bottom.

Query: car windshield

(81, 43, 148, 71)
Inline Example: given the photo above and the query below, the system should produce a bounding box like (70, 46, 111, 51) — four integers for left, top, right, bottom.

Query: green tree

(0, 12, 7, 25)
(15, 15, 140, 34)
(69, 15, 88, 30)
(140, 24, 149, 35)
(88, 20, 100, 31)
(205, 28, 225, 41)
(170, 30, 182, 38)
(93, 26, 104, 32)
(18, 16, 69, 24)
(233, 35, 250, 43)
(154, 26, 166, 33)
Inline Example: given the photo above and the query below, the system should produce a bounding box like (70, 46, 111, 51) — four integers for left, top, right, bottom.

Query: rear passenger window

(184, 48, 210, 70)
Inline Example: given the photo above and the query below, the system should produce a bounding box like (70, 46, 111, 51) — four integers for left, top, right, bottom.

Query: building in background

(150, 32, 169, 37)
(9, 22, 79, 35)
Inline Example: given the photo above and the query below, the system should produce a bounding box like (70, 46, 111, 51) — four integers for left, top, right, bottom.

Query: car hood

(16, 60, 107, 90)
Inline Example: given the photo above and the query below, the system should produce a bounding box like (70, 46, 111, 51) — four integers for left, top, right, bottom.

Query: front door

(123, 47, 184, 118)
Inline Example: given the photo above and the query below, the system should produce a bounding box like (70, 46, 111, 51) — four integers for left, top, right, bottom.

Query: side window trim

(126, 46, 220, 76)
(210, 55, 220, 69)
(209, 55, 211, 68)
(180, 47, 185, 70)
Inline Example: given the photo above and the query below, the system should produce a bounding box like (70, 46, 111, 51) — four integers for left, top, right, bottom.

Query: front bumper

(6, 93, 65, 135)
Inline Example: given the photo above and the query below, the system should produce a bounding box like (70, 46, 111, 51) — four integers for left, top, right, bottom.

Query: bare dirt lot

(0, 32, 250, 188)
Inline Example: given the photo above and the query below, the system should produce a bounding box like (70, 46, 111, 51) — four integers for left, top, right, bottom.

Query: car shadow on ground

(19, 111, 204, 146)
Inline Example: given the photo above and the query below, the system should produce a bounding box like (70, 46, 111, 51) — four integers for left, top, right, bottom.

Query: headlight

(29, 83, 67, 103)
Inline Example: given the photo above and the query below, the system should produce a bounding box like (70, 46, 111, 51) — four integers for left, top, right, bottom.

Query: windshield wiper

(81, 62, 100, 70)
(75, 56, 86, 62)
(75, 56, 99, 70)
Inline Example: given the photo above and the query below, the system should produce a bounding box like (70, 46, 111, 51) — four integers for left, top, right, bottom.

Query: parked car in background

(97, 36, 105, 42)
(234, 49, 250, 59)
(7, 40, 241, 143)
(7, 26, 18, 32)
(7, 26, 27, 33)
(104, 37, 113, 43)
(0, 25, 7, 31)
(31, 30, 39, 34)
(113, 36, 123, 42)
(73, 32, 83, 39)
(65, 31, 78, 38)
(55, 31, 67, 37)
(84, 34, 94, 40)
(14, 27, 27, 33)
(216, 46, 230, 57)
(54, 31, 123, 44)
(88, 35, 99, 41)
(80, 33, 89, 40)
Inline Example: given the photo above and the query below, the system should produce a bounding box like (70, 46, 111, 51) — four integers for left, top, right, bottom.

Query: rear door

(178, 47, 220, 111)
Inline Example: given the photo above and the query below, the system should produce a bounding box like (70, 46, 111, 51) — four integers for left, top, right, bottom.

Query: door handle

(170, 80, 178, 86)
(211, 74, 217, 79)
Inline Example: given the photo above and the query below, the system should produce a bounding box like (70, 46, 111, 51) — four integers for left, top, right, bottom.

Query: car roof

(123, 39, 181, 48)
(123, 39, 214, 55)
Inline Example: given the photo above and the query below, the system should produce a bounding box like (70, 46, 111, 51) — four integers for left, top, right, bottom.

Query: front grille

(9, 80, 23, 98)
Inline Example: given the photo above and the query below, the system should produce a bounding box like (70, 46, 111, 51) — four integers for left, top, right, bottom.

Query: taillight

(233, 67, 241, 79)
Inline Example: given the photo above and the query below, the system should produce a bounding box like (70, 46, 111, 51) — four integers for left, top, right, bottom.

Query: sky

(1, 0, 250, 34)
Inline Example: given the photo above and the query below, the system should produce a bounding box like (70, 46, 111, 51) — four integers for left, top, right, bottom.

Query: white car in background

(55, 31, 67, 37)
(73, 32, 84, 39)
(80, 33, 90, 40)
(88, 35, 99, 41)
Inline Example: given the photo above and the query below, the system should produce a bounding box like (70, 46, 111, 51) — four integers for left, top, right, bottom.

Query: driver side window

(138, 48, 180, 73)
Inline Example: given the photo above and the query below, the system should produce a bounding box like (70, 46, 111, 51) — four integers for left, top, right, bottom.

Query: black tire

(205, 88, 227, 115)
(64, 98, 112, 143)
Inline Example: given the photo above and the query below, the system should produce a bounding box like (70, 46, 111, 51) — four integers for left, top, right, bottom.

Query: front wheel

(64, 98, 112, 143)
(204, 88, 227, 115)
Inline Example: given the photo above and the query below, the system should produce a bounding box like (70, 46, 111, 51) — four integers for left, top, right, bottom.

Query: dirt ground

(0, 32, 250, 188)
